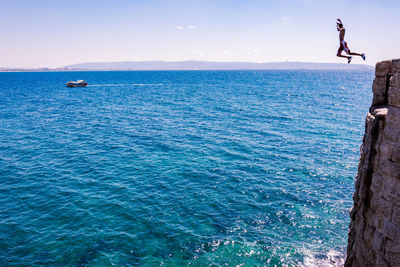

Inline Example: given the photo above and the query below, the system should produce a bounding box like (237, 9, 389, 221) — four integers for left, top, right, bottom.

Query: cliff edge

(346, 59, 400, 266)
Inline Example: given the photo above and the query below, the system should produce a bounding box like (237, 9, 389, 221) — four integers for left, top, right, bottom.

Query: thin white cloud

(193, 50, 206, 58)
(175, 25, 196, 30)
(220, 50, 242, 56)
(247, 48, 261, 52)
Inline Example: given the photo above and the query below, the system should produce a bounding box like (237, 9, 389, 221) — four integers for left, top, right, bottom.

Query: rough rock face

(346, 59, 400, 266)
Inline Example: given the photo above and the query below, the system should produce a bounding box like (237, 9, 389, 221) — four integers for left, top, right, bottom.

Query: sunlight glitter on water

(0, 70, 373, 265)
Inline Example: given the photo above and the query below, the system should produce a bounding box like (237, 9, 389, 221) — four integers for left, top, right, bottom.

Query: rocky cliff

(346, 59, 400, 266)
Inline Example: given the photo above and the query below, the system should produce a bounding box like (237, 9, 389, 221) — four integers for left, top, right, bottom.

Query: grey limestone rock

(346, 59, 400, 266)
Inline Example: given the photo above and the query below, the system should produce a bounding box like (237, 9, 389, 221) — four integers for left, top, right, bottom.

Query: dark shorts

(337, 41, 350, 55)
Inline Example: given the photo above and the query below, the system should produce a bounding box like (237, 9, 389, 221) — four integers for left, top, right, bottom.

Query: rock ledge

(346, 59, 400, 266)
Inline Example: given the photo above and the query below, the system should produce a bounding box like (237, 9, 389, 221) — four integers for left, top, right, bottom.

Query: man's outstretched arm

(336, 18, 343, 30)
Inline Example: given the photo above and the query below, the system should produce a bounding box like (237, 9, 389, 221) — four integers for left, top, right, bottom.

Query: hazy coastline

(1, 60, 374, 72)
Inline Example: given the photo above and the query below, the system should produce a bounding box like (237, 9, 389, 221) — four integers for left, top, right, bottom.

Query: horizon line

(1, 60, 374, 71)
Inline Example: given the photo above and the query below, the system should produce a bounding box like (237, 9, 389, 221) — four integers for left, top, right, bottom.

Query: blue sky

(1, 0, 400, 68)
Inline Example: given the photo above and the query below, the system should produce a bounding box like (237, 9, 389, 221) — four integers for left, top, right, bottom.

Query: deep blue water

(0, 70, 373, 266)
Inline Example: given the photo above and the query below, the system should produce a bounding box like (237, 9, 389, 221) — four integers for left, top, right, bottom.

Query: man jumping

(336, 18, 365, 64)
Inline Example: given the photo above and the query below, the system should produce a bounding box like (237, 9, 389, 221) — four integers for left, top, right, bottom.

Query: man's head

(337, 19, 343, 27)
(337, 21, 343, 31)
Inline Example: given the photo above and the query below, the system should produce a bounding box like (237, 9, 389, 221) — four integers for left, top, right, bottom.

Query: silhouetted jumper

(336, 18, 365, 64)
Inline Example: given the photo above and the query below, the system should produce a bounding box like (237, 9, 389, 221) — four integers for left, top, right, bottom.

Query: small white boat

(66, 80, 88, 87)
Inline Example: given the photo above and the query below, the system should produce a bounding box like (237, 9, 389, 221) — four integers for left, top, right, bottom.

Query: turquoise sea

(0, 70, 373, 266)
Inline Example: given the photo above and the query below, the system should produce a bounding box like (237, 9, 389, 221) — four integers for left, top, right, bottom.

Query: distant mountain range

(1, 61, 374, 71)
(64, 60, 373, 71)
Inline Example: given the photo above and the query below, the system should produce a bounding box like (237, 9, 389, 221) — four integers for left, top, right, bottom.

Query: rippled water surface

(0, 70, 373, 265)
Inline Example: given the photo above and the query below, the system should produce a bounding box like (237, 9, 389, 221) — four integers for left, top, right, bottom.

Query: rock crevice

(346, 59, 400, 266)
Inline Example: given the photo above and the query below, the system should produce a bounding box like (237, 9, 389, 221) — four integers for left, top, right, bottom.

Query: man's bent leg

(337, 53, 351, 59)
